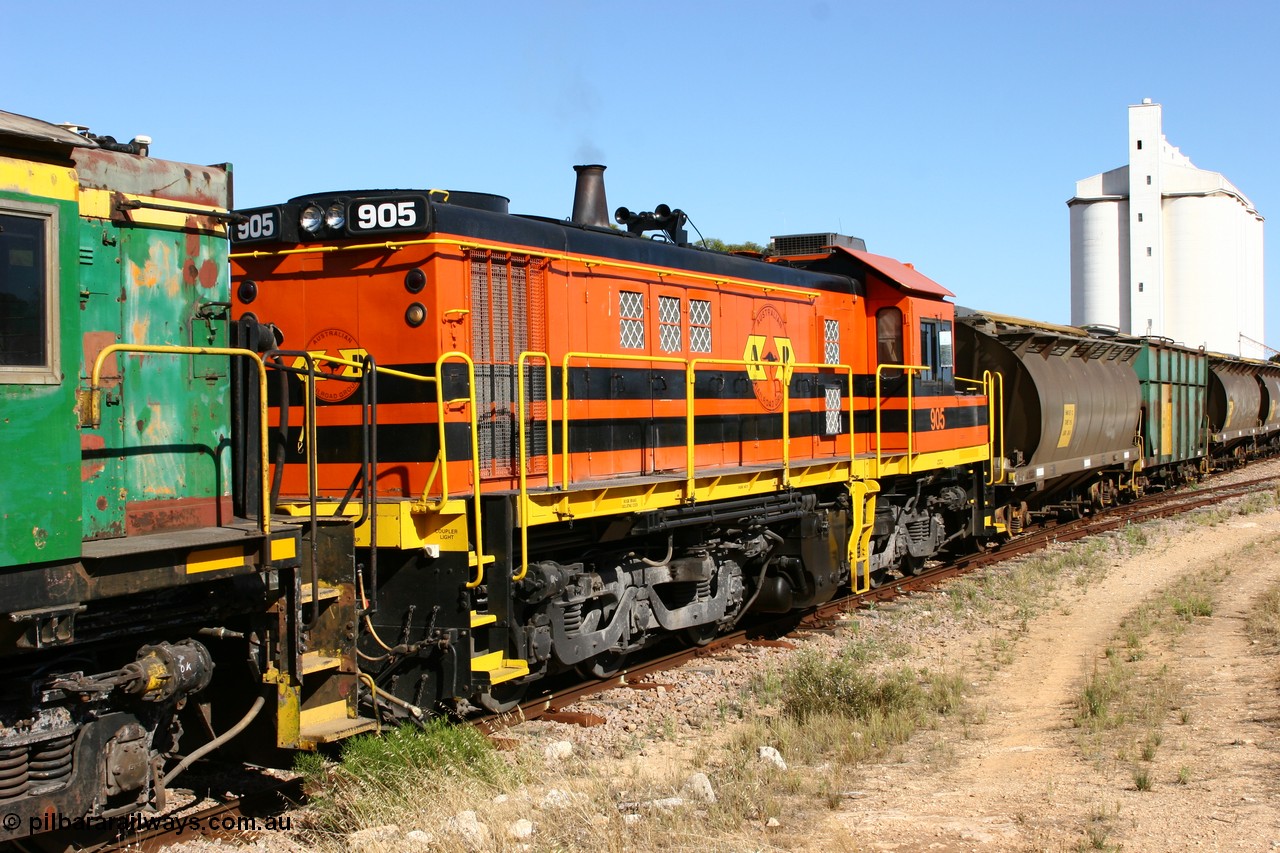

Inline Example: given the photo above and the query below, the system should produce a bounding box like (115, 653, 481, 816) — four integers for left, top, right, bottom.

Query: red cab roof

(834, 247, 954, 298)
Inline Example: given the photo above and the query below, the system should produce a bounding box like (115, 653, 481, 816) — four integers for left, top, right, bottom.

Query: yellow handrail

(555, 352, 857, 494)
(989, 370, 1005, 484)
(515, 351, 553, 582)
(958, 370, 1006, 485)
(89, 344, 271, 535)
(849, 479, 879, 594)
(272, 351, 487, 588)
(874, 363, 928, 476)
(687, 358, 855, 491)
(433, 352, 485, 588)
(520, 350, 857, 583)
(290, 351, 444, 503)
(1131, 433, 1144, 492)
(559, 352, 690, 489)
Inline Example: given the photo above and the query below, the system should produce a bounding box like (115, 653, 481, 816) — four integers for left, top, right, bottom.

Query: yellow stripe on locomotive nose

(185, 537, 297, 574)
(0, 157, 78, 200)
(271, 537, 297, 561)
(186, 545, 250, 574)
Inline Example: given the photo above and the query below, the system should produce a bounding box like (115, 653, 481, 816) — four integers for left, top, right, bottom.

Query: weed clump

(297, 720, 515, 837)
(780, 651, 925, 722)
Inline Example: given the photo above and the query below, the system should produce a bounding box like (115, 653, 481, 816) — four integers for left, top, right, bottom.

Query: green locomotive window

(0, 205, 58, 384)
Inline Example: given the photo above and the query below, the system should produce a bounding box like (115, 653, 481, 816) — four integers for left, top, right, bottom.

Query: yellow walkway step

(299, 698, 349, 731)
(299, 583, 341, 604)
(299, 716, 379, 745)
(301, 651, 342, 675)
(470, 611, 497, 628)
(471, 652, 530, 686)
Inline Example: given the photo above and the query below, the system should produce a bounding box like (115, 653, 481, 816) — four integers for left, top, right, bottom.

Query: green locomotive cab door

(0, 196, 81, 567)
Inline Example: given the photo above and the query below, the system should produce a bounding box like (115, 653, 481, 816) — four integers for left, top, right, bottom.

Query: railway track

(504, 468, 1280, 729)
(64, 467, 1280, 852)
(6, 775, 302, 853)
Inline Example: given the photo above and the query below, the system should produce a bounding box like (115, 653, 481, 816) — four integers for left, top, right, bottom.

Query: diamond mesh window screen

(689, 299, 712, 353)
(824, 318, 840, 365)
(825, 386, 842, 435)
(619, 290, 645, 349)
(659, 295, 681, 352)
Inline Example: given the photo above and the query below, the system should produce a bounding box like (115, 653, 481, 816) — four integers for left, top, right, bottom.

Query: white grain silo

(1069, 101, 1265, 356)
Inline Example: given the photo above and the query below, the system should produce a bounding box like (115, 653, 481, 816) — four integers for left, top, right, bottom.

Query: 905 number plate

(348, 196, 427, 234)
(232, 206, 282, 243)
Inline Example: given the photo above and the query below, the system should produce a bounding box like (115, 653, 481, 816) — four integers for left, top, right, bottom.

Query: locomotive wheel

(684, 623, 719, 647)
(900, 555, 926, 577)
(577, 651, 628, 680)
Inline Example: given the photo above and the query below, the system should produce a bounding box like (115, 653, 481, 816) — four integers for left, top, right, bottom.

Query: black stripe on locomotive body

(852, 404, 987, 435)
(269, 364, 838, 406)
(267, 362, 967, 408)
(281, 403, 987, 468)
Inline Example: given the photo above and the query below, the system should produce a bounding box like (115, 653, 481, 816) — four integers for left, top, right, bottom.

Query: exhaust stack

(570, 164, 609, 228)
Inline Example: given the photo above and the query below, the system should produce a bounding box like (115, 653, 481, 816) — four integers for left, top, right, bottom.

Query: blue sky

(5, 1, 1277, 345)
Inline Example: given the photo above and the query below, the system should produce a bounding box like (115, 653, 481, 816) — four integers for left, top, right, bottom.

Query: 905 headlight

(324, 202, 346, 230)
(299, 203, 324, 234)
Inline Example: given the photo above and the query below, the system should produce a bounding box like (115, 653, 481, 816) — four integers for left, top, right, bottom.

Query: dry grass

(1070, 554, 1246, 794)
(1245, 575, 1280, 652)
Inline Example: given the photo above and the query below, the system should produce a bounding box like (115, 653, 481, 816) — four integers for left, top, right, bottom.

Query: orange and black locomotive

(229, 165, 995, 716)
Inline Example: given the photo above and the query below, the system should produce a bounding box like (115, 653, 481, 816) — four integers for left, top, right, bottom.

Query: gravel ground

(164, 458, 1280, 851)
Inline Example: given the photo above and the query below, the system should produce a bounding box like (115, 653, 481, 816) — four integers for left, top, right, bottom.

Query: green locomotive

(0, 111, 345, 840)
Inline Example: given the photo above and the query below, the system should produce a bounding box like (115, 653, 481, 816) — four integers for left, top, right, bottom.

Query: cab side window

(876, 307, 903, 378)
(919, 318, 954, 389)
(0, 205, 58, 383)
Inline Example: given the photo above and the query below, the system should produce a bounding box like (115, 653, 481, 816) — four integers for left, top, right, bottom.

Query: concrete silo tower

(1069, 100, 1265, 356)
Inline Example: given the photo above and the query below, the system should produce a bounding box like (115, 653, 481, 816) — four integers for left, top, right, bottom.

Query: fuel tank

(956, 312, 1141, 487)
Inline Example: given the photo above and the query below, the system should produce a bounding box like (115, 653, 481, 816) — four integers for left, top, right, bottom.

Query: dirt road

(831, 506, 1280, 851)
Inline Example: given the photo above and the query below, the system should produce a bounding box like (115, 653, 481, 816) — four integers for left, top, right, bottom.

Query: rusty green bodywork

(0, 133, 232, 567)
(73, 148, 233, 541)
